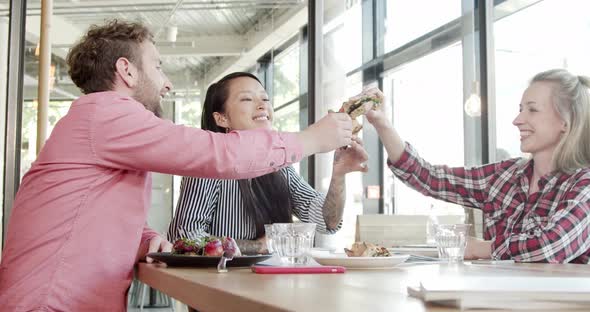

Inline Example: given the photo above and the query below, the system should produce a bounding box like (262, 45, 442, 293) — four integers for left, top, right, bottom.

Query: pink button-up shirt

(0, 91, 303, 311)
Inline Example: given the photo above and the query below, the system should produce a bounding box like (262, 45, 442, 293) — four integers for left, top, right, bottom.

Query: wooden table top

(137, 262, 590, 312)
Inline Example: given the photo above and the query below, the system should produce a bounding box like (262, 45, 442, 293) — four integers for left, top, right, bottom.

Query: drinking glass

(272, 223, 316, 265)
(434, 224, 471, 263)
(263, 224, 275, 254)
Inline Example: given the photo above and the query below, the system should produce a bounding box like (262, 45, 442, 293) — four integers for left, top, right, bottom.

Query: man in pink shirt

(0, 20, 355, 311)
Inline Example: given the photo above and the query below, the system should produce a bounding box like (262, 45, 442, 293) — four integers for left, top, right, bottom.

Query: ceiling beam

(202, 4, 307, 86)
(24, 0, 303, 10)
(159, 46, 241, 57)
(157, 35, 246, 57)
(25, 14, 83, 59)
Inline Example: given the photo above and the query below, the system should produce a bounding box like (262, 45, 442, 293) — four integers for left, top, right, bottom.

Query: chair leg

(129, 279, 141, 307)
(127, 280, 134, 307)
(139, 283, 147, 311)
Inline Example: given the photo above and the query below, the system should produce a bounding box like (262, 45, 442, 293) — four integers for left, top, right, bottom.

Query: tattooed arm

(323, 138, 369, 230)
(322, 175, 346, 230)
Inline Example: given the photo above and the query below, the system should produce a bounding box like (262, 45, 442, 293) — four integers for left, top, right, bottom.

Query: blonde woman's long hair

(531, 69, 590, 173)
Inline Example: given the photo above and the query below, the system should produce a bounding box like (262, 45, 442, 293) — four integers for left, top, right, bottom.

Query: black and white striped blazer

(167, 166, 341, 241)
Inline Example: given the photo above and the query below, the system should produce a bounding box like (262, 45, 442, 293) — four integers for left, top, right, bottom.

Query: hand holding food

(339, 92, 383, 134)
(359, 88, 390, 131)
(298, 112, 353, 154)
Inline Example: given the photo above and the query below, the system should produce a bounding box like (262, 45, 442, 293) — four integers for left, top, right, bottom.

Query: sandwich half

(339, 95, 381, 134)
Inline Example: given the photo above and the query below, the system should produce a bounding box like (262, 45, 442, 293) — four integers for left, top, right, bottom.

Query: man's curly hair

(66, 19, 154, 94)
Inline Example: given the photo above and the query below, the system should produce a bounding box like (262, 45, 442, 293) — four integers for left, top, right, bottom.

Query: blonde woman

(365, 69, 590, 263)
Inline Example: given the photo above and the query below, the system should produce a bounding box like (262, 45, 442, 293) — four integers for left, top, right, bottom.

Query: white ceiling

(1, 0, 309, 99)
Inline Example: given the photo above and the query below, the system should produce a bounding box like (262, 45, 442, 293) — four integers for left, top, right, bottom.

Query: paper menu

(408, 276, 590, 310)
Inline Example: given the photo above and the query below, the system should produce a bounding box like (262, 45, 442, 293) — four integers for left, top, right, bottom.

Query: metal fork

(217, 251, 234, 273)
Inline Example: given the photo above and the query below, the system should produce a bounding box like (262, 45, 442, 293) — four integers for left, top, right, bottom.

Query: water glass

(272, 223, 316, 265)
(263, 224, 275, 254)
(434, 224, 471, 263)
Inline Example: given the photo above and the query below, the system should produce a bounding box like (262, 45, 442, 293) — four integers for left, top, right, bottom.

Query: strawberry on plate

(172, 238, 202, 255)
(221, 236, 242, 257)
(172, 235, 242, 257)
(203, 237, 224, 257)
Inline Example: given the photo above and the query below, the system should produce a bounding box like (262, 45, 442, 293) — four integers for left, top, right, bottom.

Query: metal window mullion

(375, 0, 385, 214)
(298, 25, 310, 183)
(478, 0, 496, 164)
(3, 0, 27, 246)
(266, 59, 274, 104)
(359, 0, 385, 214)
(307, 0, 322, 189)
(274, 97, 299, 112)
(461, 0, 481, 167)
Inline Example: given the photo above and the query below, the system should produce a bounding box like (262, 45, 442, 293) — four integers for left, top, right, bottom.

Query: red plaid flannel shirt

(388, 143, 590, 263)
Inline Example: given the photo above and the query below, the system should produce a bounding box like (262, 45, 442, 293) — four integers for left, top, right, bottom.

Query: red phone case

(251, 265, 346, 274)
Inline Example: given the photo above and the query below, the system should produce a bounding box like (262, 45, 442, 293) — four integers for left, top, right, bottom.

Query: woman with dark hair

(168, 72, 369, 253)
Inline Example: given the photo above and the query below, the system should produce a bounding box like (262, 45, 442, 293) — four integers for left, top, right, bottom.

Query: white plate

(312, 254, 409, 269)
(387, 246, 439, 258)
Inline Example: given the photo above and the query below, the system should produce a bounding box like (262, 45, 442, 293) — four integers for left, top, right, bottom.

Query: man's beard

(133, 72, 164, 118)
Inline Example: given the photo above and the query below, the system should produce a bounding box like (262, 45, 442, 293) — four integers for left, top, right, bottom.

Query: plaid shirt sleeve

(492, 176, 590, 263)
(388, 143, 510, 209)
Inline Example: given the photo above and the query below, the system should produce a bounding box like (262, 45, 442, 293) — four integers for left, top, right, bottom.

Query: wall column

(36, 0, 53, 153)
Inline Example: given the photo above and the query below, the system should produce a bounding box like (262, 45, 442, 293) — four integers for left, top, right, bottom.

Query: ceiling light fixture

(166, 26, 178, 42)
(464, 81, 481, 117)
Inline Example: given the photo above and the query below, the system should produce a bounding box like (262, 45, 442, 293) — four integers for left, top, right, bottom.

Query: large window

(317, 1, 364, 250)
(273, 42, 302, 175)
(384, 0, 461, 53)
(494, 0, 590, 158)
(383, 43, 465, 216)
(273, 43, 300, 109)
(273, 100, 300, 132)
(171, 93, 201, 210)
(19, 9, 79, 177)
(323, 2, 362, 75)
(14, 0, 588, 256)
(149, 103, 175, 234)
(273, 42, 301, 132)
